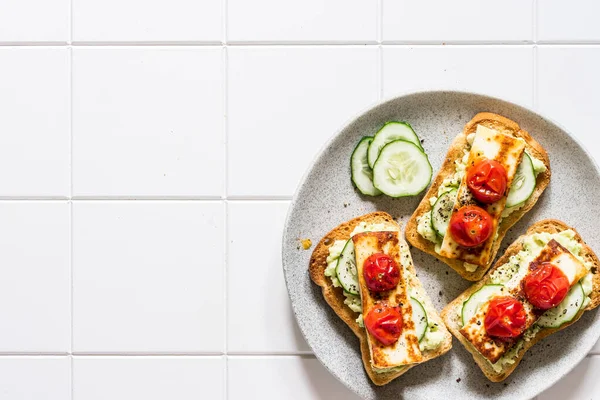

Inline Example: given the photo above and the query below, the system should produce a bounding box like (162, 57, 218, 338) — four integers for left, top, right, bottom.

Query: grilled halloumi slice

(352, 231, 423, 369)
(530, 239, 588, 286)
(460, 239, 588, 363)
(439, 124, 526, 266)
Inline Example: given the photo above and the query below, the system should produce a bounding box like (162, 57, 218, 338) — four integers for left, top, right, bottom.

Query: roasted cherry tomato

(484, 296, 527, 338)
(448, 205, 493, 248)
(523, 262, 570, 310)
(466, 159, 508, 204)
(363, 253, 400, 292)
(364, 304, 403, 346)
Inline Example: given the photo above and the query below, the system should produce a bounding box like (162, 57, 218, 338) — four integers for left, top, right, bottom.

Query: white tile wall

(227, 0, 377, 44)
(72, 0, 222, 43)
(228, 357, 361, 399)
(0, 1, 598, 399)
(227, 201, 310, 353)
(0, 48, 70, 197)
(0, 0, 69, 43)
(227, 47, 379, 197)
(537, 0, 600, 43)
(537, 46, 600, 157)
(72, 48, 224, 198)
(72, 201, 224, 353)
(0, 357, 71, 399)
(0, 202, 70, 353)
(73, 356, 224, 399)
(382, 0, 533, 43)
(383, 46, 534, 107)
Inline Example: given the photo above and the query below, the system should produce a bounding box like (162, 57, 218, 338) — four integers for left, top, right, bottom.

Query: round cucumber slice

(367, 122, 422, 169)
(506, 152, 536, 208)
(351, 137, 382, 196)
(537, 282, 585, 328)
(335, 239, 359, 295)
(411, 297, 428, 342)
(372, 140, 432, 198)
(461, 284, 506, 326)
(431, 189, 457, 237)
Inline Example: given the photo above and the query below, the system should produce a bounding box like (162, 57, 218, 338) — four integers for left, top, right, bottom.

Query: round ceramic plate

(282, 91, 600, 400)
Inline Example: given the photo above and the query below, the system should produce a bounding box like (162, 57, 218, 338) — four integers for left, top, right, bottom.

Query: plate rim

(281, 89, 600, 399)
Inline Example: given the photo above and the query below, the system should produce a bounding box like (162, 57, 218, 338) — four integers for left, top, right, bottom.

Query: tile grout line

(68, 1, 75, 394)
(222, 0, 229, 396)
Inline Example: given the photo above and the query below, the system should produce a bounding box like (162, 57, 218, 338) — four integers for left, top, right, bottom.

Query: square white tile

(72, 201, 225, 353)
(538, 356, 599, 399)
(537, 47, 600, 161)
(227, 201, 310, 353)
(72, 48, 224, 198)
(228, 47, 378, 197)
(228, 356, 361, 399)
(538, 0, 600, 42)
(0, 0, 69, 43)
(0, 202, 70, 353)
(227, 0, 377, 43)
(72, 0, 221, 42)
(73, 356, 224, 400)
(382, 0, 533, 43)
(0, 48, 70, 197)
(0, 357, 71, 399)
(383, 46, 534, 107)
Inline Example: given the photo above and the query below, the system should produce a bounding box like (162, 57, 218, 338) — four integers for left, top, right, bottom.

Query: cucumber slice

(461, 284, 506, 326)
(372, 140, 432, 198)
(335, 239, 359, 295)
(351, 137, 382, 196)
(431, 189, 457, 237)
(506, 152, 536, 208)
(411, 297, 428, 342)
(537, 282, 585, 328)
(367, 122, 422, 169)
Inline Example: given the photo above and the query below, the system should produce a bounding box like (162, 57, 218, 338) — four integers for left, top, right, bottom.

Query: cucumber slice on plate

(461, 284, 506, 326)
(351, 137, 382, 196)
(411, 297, 428, 342)
(537, 282, 585, 328)
(506, 152, 536, 208)
(367, 122, 423, 169)
(372, 140, 432, 198)
(431, 189, 457, 237)
(335, 239, 359, 295)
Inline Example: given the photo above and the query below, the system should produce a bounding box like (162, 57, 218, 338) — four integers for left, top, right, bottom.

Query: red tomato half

(523, 262, 570, 310)
(365, 304, 403, 346)
(466, 159, 508, 204)
(363, 253, 400, 292)
(484, 296, 527, 339)
(448, 205, 493, 248)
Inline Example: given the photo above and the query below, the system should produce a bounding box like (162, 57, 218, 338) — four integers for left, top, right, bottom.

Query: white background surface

(0, 0, 599, 399)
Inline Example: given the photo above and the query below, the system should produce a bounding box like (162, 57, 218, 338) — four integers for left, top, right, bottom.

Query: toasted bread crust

(405, 112, 551, 281)
(309, 212, 452, 385)
(441, 219, 600, 381)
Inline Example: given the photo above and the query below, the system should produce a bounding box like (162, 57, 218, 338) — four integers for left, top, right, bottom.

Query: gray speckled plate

(282, 91, 600, 400)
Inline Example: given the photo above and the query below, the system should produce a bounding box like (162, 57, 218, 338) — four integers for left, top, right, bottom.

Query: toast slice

(309, 212, 452, 385)
(441, 219, 600, 382)
(405, 112, 551, 281)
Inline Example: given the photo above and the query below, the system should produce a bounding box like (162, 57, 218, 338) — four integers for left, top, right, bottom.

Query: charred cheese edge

(352, 231, 423, 368)
(439, 124, 526, 266)
(460, 239, 588, 363)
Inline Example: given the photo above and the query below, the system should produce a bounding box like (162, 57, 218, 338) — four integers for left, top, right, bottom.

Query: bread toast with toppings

(441, 219, 600, 381)
(406, 112, 551, 281)
(309, 212, 452, 385)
